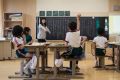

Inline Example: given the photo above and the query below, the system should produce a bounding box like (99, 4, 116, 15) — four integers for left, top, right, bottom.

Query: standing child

(93, 27, 108, 68)
(37, 17, 51, 42)
(65, 14, 83, 70)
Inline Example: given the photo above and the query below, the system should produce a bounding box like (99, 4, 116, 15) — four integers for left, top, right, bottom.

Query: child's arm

(77, 14, 81, 31)
(22, 35, 26, 44)
(27, 40, 33, 45)
(27, 36, 33, 45)
(65, 41, 68, 46)
(80, 36, 87, 47)
(17, 49, 26, 57)
(17, 44, 24, 49)
(105, 42, 108, 48)
(65, 33, 69, 46)
(46, 27, 51, 34)
(40, 24, 50, 33)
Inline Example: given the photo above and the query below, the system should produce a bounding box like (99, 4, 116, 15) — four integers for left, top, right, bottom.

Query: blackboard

(36, 17, 109, 40)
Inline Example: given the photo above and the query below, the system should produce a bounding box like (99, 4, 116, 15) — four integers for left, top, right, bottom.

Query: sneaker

(24, 73, 32, 78)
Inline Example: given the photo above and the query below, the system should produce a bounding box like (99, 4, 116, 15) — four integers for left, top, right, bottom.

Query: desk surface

(25, 42, 68, 48)
(24, 42, 50, 47)
(108, 42, 120, 45)
(48, 43, 68, 48)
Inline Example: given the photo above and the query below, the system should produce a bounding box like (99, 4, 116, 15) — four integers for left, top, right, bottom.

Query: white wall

(36, 0, 109, 16)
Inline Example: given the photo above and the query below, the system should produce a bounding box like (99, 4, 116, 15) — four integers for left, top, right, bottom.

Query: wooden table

(24, 42, 47, 80)
(108, 42, 120, 66)
(25, 43, 69, 79)
(48, 43, 68, 77)
(108, 42, 120, 71)
(115, 44, 120, 71)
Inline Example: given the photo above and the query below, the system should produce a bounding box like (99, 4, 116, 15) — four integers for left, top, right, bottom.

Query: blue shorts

(16, 48, 28, 58)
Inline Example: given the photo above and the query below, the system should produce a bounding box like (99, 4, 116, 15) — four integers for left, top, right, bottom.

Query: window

(109, 16, 120, 35)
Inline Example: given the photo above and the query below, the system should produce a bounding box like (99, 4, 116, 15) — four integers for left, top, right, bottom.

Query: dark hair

(12, 25, 23, 37)
(97, 27, 105, 36)
(23, 27, 31, 35)
(40, 17, 46, 26)
(68, 22, 77, 31)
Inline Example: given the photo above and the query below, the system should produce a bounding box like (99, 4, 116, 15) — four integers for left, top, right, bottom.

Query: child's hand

(19, 45, 24, 49)
(76, 14, 81, 19)
(17, 44, 24, 49)
(28, 42, 32, 45)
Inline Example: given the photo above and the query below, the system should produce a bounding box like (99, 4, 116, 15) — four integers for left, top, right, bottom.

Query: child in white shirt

(65, 14, 83, 69)
(93, 27, 108, 68)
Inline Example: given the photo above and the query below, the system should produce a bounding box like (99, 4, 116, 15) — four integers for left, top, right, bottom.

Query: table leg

(53, 49, 57, 77)
(44, 50, 48, 68)
(41, 51, 45, 72)
(112, 45, 115, 65)
(36, 48, 40, 79)
(117, 46, 120, 71)
(72, 60, 76, 76)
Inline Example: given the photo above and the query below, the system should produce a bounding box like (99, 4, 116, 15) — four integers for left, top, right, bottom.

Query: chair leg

(72, 60, 76, 76)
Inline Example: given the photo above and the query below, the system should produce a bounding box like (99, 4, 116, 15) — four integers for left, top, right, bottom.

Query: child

(93, 27, 108, 68)
(23, 27, 33, 45)
(12, 25, 27, 58)
(37, 17, 51, 42)
(12, 25, 37, 77)
(65, 14, 83, 69)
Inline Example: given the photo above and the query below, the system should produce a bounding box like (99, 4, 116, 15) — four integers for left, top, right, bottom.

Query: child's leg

(20, 60, 25, 76)
(76, 61, 80, 69)
(95, 56, 99, 67)
(99, 56, 105, 68)
(24, 60, 31, 75)
(70, 61, 72, 69)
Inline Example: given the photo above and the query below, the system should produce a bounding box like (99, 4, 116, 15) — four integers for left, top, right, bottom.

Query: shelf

(4, 12, 24, 38)
(4, 29, 13, 31)
(4, 20, 22, 22)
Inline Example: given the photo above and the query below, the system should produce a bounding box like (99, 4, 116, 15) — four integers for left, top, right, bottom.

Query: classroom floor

(0, 54, 120, 80)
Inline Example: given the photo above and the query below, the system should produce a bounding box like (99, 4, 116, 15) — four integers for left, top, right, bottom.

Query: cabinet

(0, 40, 11, 60)
(4, 13, 23, 39)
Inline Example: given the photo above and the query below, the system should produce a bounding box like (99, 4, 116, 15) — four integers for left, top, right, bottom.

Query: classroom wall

(109, 0, 120, 14)
(1, 0, 120, 39)
(0, 0, 3, 37)
(36, 0, 109, 16)
(3, 0, 36, 39)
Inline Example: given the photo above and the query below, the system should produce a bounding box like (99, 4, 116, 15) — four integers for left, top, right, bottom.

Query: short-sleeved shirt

(25, 35, 32, 44)
(93, 36, 107, 49)
(12, 37, 24, 46)
(65, 31, 81, 47)
(12, 37, 28, 58)
(37, 24, 51, 39)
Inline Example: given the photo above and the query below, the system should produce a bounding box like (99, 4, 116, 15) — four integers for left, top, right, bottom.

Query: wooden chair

(91, 42, 114, 67)
(64, 58, 82, 76)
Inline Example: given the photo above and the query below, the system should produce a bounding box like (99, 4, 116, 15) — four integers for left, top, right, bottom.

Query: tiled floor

(0, 54, 120, 80)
